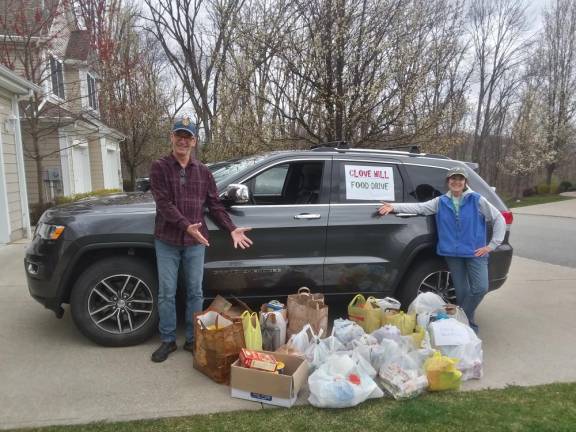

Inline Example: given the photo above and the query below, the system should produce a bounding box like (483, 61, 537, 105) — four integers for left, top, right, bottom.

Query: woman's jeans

(444, 256, 489, 332)
(155, 239, 206, 343)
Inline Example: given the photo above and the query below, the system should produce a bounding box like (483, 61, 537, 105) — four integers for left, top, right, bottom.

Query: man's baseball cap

(446, 166, 468, 179)
(172, 116, 197, 136)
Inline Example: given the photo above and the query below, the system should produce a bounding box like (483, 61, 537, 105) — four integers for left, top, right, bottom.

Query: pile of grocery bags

(192, 288, 483, 408)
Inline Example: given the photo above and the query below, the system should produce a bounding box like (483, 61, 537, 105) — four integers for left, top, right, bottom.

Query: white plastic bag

(333, 319, 365, 348)
(286, 323, 313, 355)
(376, 339, 428, 400)
(305, 329, 344, 370)
(433, 322, 483, 381)
(351, 349, 377, 379)
(438, 304, 470, 327)
(371, 339, 408, 371)
(379, 363, 428, 400)
(351, 333, 378, 347)
(308, 354, 384, 408)
(371, 324, 401, 343)
(196, 310, 233, 329)
(375, 296, 402, 311)
(416, 312, 432, 329)
(429, 318, 471, 346)
(407, 348, 435, 374)
(408, 292, 447, 315)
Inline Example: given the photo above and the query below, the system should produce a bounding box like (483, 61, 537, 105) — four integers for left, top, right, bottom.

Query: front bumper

(24, 237, 68, 316)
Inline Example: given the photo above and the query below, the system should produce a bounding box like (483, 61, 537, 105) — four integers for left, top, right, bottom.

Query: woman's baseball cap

(445, 166, 468, 179)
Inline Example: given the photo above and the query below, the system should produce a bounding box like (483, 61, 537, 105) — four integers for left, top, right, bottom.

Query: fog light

(27, 262, 39, 275)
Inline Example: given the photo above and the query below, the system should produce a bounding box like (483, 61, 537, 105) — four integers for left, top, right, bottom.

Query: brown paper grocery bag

(287, 287, 328, 338)
(193, 310, 246, 384)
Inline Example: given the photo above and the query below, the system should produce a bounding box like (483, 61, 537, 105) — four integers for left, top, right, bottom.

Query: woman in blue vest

(378, 166, 505, 332)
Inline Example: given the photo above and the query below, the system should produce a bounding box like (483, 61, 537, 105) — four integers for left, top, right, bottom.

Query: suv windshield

(212, 154, 271, 185)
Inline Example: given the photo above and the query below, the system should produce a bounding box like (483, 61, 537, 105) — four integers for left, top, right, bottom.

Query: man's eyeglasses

(180, 168, 186, 186)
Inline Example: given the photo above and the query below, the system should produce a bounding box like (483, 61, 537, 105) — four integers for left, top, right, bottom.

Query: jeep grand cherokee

(25, 146, 513, 346)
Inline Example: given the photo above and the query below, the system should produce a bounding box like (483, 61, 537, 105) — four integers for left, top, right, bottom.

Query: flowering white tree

(535, 0, 576, 186)
(467, 0, 529, 175)
(501, 80, 556, 199)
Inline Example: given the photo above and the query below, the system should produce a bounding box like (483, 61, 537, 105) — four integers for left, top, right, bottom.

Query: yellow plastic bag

(348, 294, 381, 333)
(424, 351, 462, 391)
(409, 325, 426, 349)
(381, 310, 416, 335)
(241, 311, 263, 351)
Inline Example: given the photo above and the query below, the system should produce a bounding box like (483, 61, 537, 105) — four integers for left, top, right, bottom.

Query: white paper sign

(345, 165, 395, 201)
(429, 318, 471, 346)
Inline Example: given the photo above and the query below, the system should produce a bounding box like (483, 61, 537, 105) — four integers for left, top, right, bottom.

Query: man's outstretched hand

(231, 227, 253, 249)
(186, 223, 210, 246)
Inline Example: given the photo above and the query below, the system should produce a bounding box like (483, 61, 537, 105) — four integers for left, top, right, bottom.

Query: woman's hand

(378, 202, 395, 215)
(474, 246, 492, 257)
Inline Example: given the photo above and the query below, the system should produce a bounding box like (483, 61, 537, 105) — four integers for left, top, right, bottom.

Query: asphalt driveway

(1, 199, 576, 429)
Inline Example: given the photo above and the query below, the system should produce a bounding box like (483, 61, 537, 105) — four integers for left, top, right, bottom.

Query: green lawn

(11, 382, 576, 432)
(505, 194, 574, 208)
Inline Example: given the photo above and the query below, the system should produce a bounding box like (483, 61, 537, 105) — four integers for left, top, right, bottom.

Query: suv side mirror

(222, 183, 250, 204)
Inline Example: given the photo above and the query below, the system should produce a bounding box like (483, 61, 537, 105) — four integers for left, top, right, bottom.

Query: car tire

(70, 256, 158, 347)
(397, 257, 456, 308)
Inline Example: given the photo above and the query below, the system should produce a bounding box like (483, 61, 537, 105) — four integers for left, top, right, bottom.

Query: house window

(87, 73, 98, 110)
(49, 56, 65, 99)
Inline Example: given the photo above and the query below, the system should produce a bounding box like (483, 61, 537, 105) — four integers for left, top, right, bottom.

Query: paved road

(511, 213, 576, 268)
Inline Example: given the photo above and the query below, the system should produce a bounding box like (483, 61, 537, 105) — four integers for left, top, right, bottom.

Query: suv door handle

(395, 213, 418, 218)
(294, 213, 321, 220)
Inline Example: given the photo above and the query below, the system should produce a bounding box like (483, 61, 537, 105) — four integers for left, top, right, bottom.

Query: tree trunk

(32, 136, 45, 206)
(545, 162, 556, 188)
(514, 175, 522, 201)
(130, 165, 137, 192)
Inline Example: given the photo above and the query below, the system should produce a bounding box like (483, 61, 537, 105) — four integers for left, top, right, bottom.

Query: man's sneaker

(151, 341, 177, 363)
(183, 340, 195, 354)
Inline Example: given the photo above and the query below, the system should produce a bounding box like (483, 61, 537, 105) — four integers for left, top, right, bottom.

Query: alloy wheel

(87, 274, 154, 334)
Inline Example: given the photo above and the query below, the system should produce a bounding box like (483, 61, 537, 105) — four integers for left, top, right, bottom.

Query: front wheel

(397, 257, 456, 308)
(70, 256, 158, 346)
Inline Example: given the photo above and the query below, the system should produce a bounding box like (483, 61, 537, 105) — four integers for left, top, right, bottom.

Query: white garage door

(72, 141, 91, 193)
(105, 145, 120, 189)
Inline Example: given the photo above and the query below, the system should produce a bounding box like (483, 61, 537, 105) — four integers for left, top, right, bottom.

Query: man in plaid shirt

(149, 117, 253, 363)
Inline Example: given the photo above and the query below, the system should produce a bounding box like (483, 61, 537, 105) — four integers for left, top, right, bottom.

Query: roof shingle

(65, 29, 91, 61)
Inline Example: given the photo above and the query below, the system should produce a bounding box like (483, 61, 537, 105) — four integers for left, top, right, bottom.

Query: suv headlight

(36, 223, 65, 240)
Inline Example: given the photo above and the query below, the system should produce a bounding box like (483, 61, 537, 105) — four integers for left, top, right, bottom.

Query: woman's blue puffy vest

(435, 192, 487, 257)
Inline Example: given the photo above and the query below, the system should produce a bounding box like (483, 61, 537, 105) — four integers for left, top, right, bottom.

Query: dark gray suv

(25, 146, 513, 346)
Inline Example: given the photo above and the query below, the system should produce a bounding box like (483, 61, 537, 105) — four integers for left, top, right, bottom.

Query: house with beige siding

(0, 66, 40, 243)
(0, 0, 124, 208)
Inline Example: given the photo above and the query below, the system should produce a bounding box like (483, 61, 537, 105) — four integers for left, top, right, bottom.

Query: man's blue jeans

(155, 239, 205, 343)
(444, 256, 489, 332)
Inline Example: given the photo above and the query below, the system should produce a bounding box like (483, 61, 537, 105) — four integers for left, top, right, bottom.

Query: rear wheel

(70, 256, 158, 346)
(397, 257, 456, 308)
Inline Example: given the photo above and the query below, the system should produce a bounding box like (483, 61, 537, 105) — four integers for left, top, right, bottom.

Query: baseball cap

(172, 116, 197, 136)
(446, 166, 468, 179)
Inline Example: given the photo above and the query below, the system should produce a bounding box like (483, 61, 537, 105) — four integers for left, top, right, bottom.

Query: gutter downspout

(13, 94, 32, 239)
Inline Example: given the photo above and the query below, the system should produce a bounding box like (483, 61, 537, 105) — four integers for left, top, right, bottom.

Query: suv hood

(43, 192, 155, 219)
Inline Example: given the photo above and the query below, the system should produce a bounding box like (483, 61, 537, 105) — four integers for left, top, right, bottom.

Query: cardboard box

(208, 295, 252, 320)
(230, 351, 309, 407)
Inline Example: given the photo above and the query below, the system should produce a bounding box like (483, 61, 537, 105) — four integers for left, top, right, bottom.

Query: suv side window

(244, 161, 326, 205)
(404, 165, 447, 202)
(332, 161, 403, 203)
(253, 165, 288, 196)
